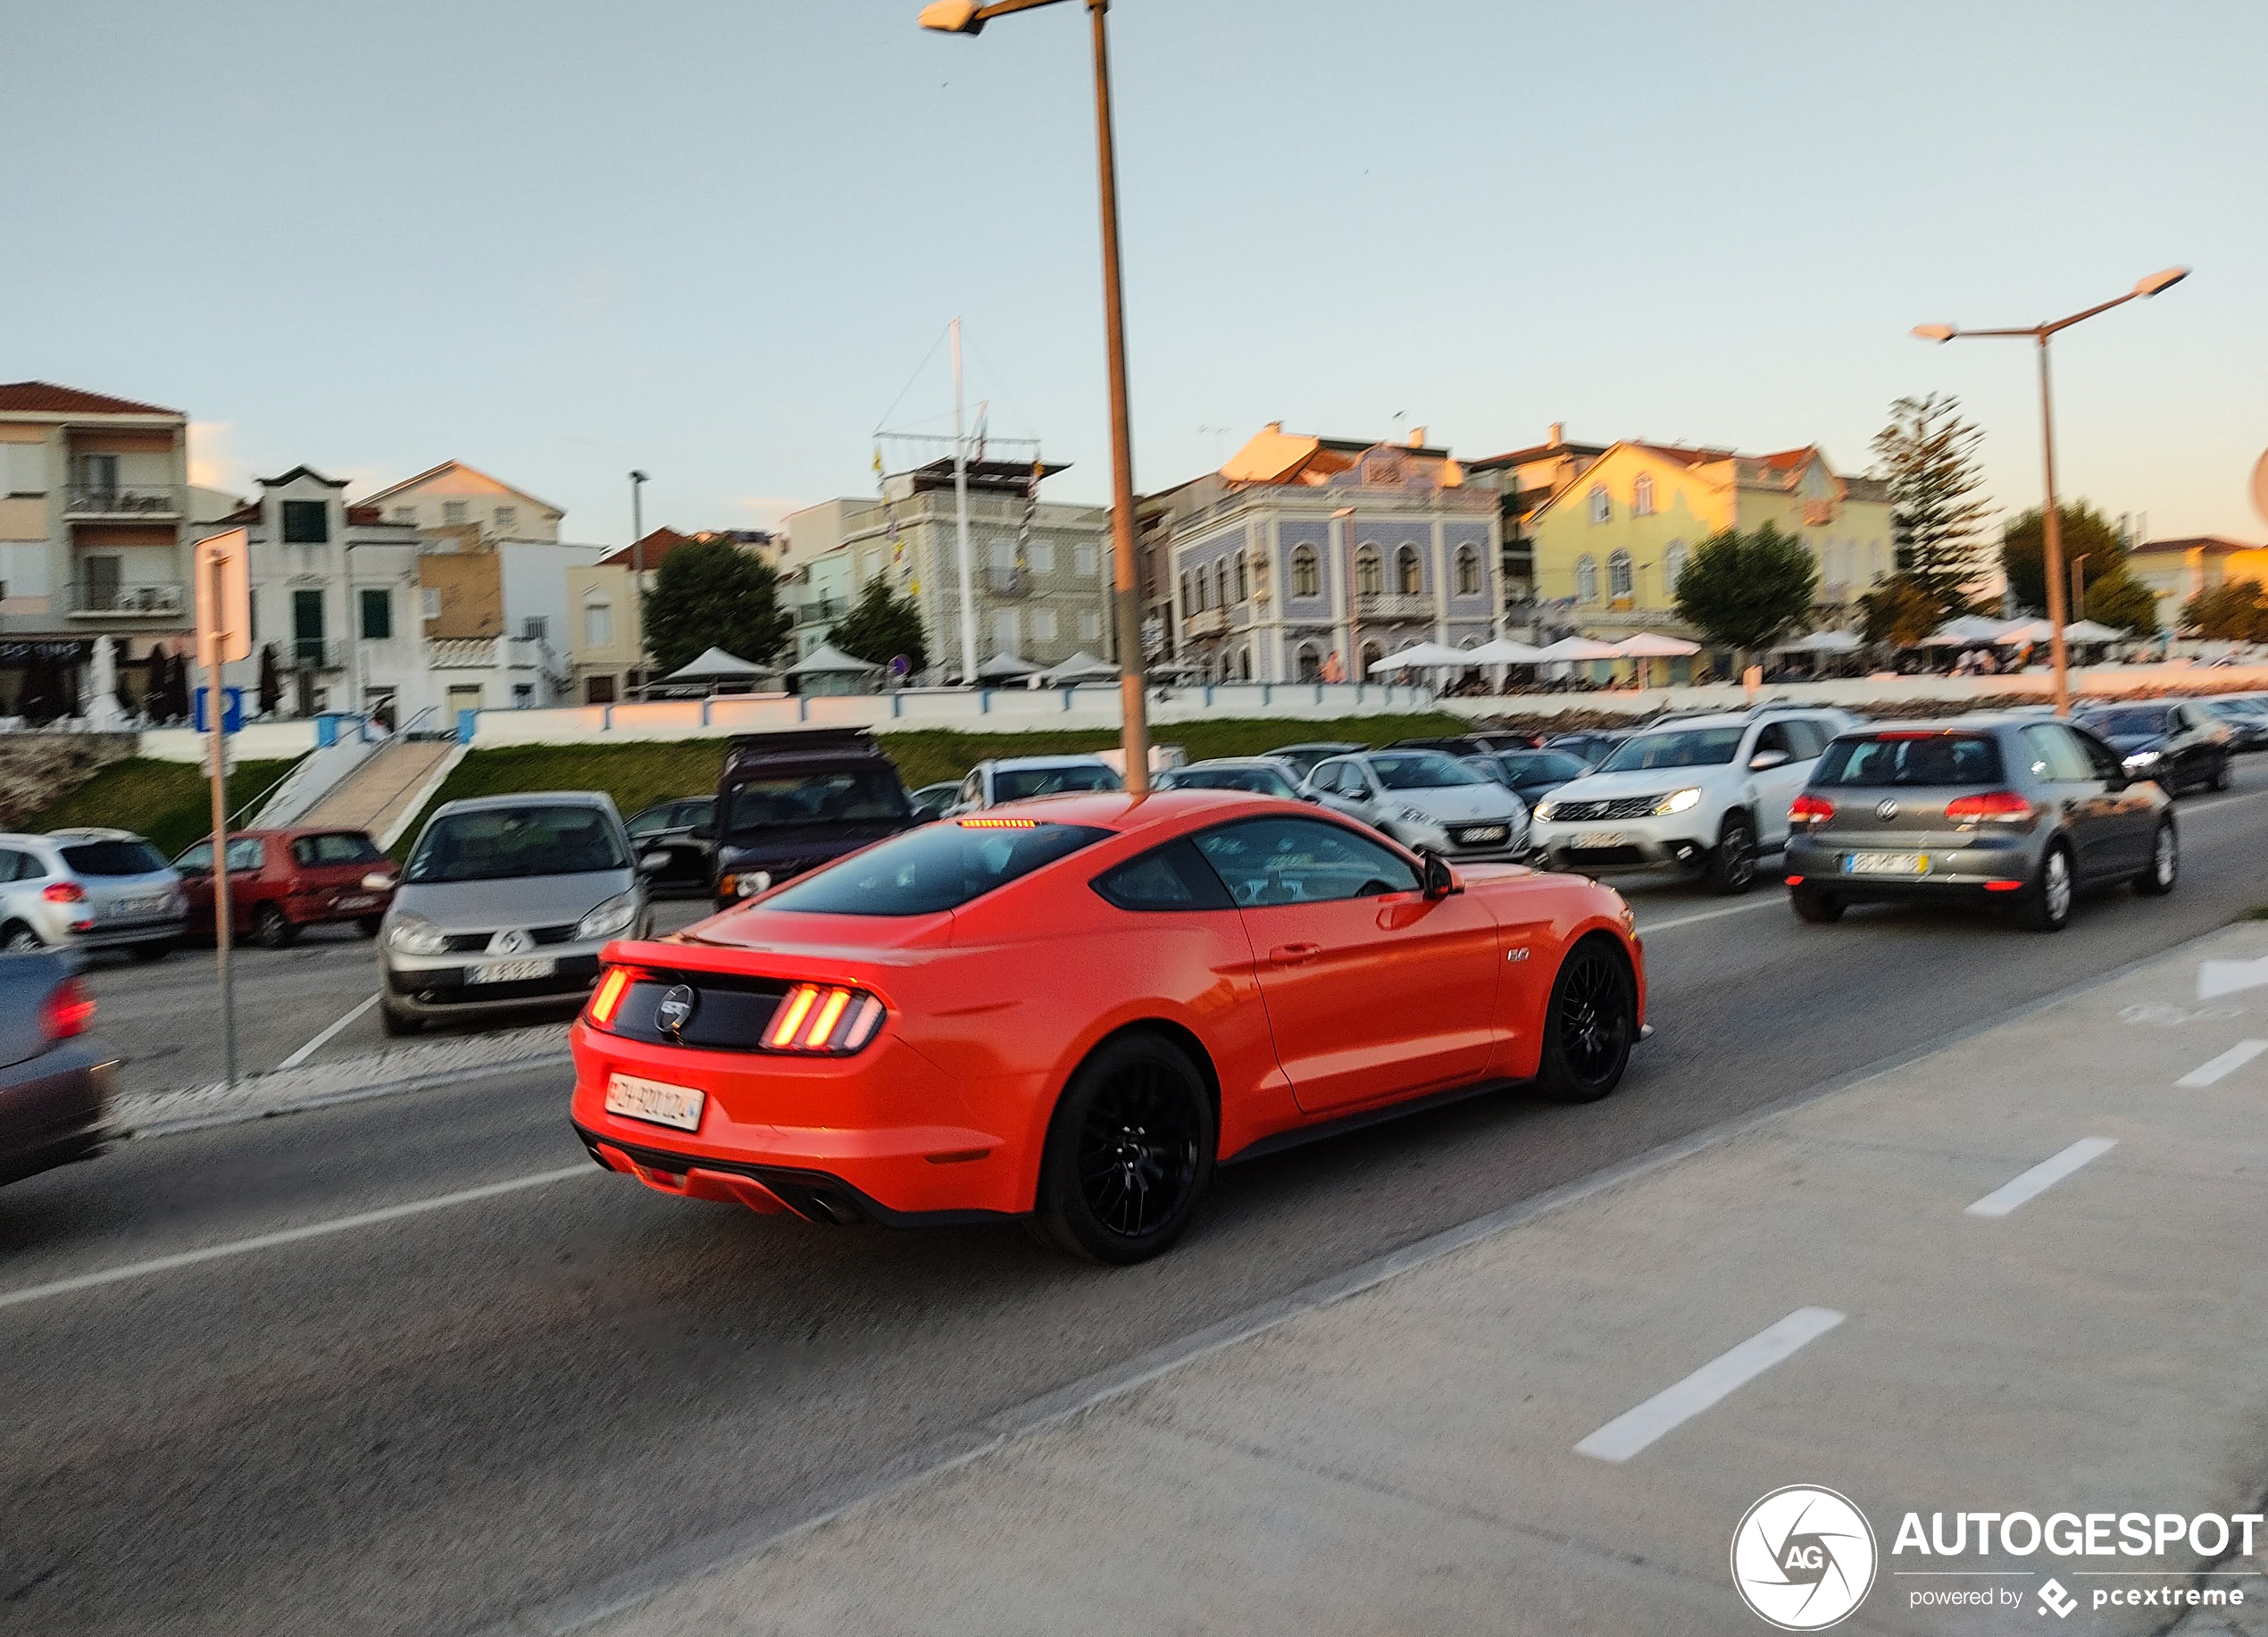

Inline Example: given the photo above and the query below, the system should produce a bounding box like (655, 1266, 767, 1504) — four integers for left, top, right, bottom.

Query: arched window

(1608, 549, 1634, 599)
(1455, 545, 1480, 596)
(1235, 551, 1249, 604)
(1355, 547, 1382, 597)
(1216, 560, 1231, 610)
(1396, 545, 1422, 595)
(1663, 541, 1688, 592)
(1358, 639, 1384, 681)
(1633, 473, 1655, 516)
(1291, 545, 1319, 597)
(1296, 642, 1321, 682)
(1588, 485, 1610, 524)
(1575, 555, 1599, 604)
(1236, 645, 1251, 681)
(1180, 571, 1194, 612)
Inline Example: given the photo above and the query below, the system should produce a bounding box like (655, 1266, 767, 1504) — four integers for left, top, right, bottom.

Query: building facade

(2128, 536, 2268, 632)
(358, 460, 564, 543)
(1147, 426, 1503, 682)
(1527, 439, 1894, 646)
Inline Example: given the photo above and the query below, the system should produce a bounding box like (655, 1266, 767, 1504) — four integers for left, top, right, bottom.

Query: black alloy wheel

(2, 922, 40, 953)
(1706, 812, 1756, 895)
(251, 902, 297, 950)
(1535, 938, 1635, 1104)
(1037, 1032, 1216, 1265)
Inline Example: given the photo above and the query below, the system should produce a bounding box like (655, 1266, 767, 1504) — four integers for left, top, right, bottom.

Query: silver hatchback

(379, 793, 656, 1034)
(0, 829, 186, 960)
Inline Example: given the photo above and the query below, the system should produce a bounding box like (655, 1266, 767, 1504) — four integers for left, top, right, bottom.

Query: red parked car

(173, 829, 397, 948)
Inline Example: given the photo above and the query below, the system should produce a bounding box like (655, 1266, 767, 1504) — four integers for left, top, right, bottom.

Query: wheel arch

(1028, 1016, 1223, 1212)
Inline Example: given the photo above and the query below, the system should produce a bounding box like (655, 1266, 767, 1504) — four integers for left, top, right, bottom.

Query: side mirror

(362, 872, 397, 892)
(1422, 852, 1460, 899)
(688, 823, 715, 841)
(637, 851, 669, 874)
(1748, 748, 1792, 772)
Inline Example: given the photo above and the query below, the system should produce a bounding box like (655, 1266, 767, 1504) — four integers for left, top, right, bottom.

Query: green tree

(829, 575, 929, 678)
(1856, 572, 1940, 647)
(1999, 501, 2126, 614)
(1872, 393, 1992, 619)
(2180, 580, 2268, 641)
(642, 538, 789, 675)
(2082, 572, 2160, 637)
(1672, 523, 1819, 655)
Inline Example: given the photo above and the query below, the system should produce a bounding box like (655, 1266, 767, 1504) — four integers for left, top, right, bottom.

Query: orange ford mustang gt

(569, 790, 1645, 1263)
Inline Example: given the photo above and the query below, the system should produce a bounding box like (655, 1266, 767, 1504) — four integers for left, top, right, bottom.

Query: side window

(177, 841, 213, 873)
(1784, 719, 1829, 760)
(14, 851, 46, 881)
(226, 837, 265, 872)
(0, 851, 21, 884)
(1091, 839, 1236, 913)
(2021, 724, 2093, 782)
(1752, 722, 1794, 759)
(960, 773, 983, 806)
(2066, 726, 2126, 782)
(1192, 817, 1422, 907)
(291, 837, 319, 868)
(1309, 761, 1343, 793)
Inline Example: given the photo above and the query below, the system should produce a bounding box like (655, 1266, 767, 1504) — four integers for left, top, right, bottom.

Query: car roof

(1178, 756, 1290, 770)
(44, 826, 146, 841)
(984, 755, 1111, 772)
(432, 790, 619, 818)
(1272, 740, 1361, 752)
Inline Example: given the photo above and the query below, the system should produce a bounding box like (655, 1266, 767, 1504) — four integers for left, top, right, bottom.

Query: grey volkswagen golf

(379, 792, 656, 1033)
(1782, 715, 2175, 931)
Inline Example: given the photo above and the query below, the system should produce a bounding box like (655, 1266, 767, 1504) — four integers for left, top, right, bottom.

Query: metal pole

(630, 471, 646, 699)
(201, 547, 238, 1089)
(2036, 334, 2072, 716)
(1088, 0, 1151, 793)
(951, 318, 979, 686)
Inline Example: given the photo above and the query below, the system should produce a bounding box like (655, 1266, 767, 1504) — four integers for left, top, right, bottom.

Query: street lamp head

(918, 1, 984, 32)
(2133, 266, 2189, 297)
(630, 469, 649, 483)
(1911, 323, 1957, 344)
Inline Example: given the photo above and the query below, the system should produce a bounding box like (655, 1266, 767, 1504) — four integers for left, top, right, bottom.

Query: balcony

(279, 638, 347, 672)
(794, 597, 846, 627)
(1184, 607, 1229, 638)
(1355, 591, 1433, 619)
(65, 485, 181, 519)
(68, 580, 186, 618)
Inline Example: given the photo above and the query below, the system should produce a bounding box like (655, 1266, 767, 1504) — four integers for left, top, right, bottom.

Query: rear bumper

(73, 915, 184, 950)
(571, 1122, 1013, 1227)
(1784, 833, 2038, 897)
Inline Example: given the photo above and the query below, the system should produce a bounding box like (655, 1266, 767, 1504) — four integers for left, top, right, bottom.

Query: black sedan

(0, 949, 114, 1187)
(1466, 748, 1592, 812)
(2073, 701, 2233, 796)
(2198, 696, 2268, 752)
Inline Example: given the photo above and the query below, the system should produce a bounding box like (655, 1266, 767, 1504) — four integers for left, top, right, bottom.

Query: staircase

(297, 738, 463, 848)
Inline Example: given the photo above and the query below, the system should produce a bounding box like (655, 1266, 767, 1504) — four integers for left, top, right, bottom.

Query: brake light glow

(765, 983, 886, 1053)
(1788, 793, 1836, 826)
(42, 881, 86, 904)
(957, 817, 1038, 829)
(1983, 881, 2024, 892)
(588, 966, 632, 1027)
(1945, 790, 2034, 824)
(43, 977, 95, 1040)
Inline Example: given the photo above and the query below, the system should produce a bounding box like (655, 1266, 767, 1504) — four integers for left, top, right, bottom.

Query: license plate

(471, 956, 555, 983)
(1572, 831, 1624, 849)
(1844, 851, 1929, 875)
(605, 1073, 705, 1132)
(336, 894, 375, 910)
(107, 896, 165, 919)
(1457, 826, 1507, 844)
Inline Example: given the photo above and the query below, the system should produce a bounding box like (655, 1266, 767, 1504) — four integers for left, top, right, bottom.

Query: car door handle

(1269, 942, 1322, 965)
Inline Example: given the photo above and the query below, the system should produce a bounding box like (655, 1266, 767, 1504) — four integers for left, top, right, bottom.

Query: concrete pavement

(585, 923, 2268, 1637)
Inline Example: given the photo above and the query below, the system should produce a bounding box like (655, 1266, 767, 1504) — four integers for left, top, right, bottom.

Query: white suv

(1526, 709, 1853, 893)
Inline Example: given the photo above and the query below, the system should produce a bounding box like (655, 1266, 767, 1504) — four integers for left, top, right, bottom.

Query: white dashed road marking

(1964, 1138, 2117, 1219)
(2175, 1039, 2268, 1088)
(1574, 1307, 1846, 1463)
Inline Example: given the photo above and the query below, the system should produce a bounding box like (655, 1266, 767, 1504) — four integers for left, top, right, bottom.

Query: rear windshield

(724, 770, 908, 833)
(60, 839, 168, 876)
(1161, 766, 1294, 795)
(405, 806, 628, 883)
(1497, 751, 1588, 783)
(762, 821, 1110, 916)
(2081, 706, 2170, 737)
(291, 832, 382, 867)
(1600, 728, 1745, 772)
(1813, 734, 2006, 787)
(993, 764, 1121, 803)
(1371, 752, 1483, 789)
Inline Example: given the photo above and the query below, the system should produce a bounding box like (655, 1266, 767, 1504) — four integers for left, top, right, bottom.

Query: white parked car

(0, 829, 186, 960)
(946, 755, 1123, 814)
(1526, 708, 1855, 893)
(1301, 748, 1530, 863)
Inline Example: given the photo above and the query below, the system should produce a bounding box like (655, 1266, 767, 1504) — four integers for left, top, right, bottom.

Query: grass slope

(394, 714, 1470, 851)
(21, 758, 303, 858)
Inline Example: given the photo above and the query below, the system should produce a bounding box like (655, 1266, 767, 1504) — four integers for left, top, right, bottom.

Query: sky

(7, 1, 2264, 548)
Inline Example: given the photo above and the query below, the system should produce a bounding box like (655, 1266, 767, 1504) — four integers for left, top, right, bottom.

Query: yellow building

(2126, 536, 2268, 631)
(1528, 440, 1895, 645)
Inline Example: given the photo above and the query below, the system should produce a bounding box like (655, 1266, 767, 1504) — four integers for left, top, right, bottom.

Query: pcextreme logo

(1730, 1486, 1880, 1630)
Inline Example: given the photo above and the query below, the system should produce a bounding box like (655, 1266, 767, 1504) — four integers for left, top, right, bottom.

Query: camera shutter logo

(1730, 1485, 1877, 1630)
(1874, 798, 1900, 822)
(655, 984, 696, 1039)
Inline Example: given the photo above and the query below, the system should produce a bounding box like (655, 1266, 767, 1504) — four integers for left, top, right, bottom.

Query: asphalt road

(7, 768, 2268, 1635)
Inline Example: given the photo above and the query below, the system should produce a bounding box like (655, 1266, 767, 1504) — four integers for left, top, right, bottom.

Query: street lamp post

(920, 0, 1152, 793)
(629, 469, 649, 700)
(1912, 266, 2188, 717)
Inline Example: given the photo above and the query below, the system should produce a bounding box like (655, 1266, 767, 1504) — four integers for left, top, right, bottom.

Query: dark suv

(710, 730, 916, 908)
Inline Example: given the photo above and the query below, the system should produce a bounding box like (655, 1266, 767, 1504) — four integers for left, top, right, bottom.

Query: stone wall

(0, 732, 139, 831)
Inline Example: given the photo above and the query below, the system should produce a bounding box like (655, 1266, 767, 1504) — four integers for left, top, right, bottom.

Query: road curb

(117, 1040, 572, 1140)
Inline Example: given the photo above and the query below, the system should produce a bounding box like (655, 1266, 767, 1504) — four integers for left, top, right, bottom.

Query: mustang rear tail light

(42, 881, 87, 904)
(1788, 793, 1836, 826)
(588, 965, 635, 1026)
(43, 977, 95, 1040)
(766, 983, 885, 1054)
(1945, 789, 2034, 825)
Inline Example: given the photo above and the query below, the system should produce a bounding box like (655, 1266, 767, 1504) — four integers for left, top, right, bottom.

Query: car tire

(1533, 935, 1636, 1104)
(130, 939, 175, 962)
(1704, 811, 1757, 895)
(356, 915, 384, 938)
(251, 903, 297, 950)
(1034, 1030, 1216, 1265)
(1790, 885, 1845, 923)
(380, 1002, 422, 1037)
(2134, 820, 2178, 897)
(2022, 839, 2075, 933)
(1, 921, 41, 954)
